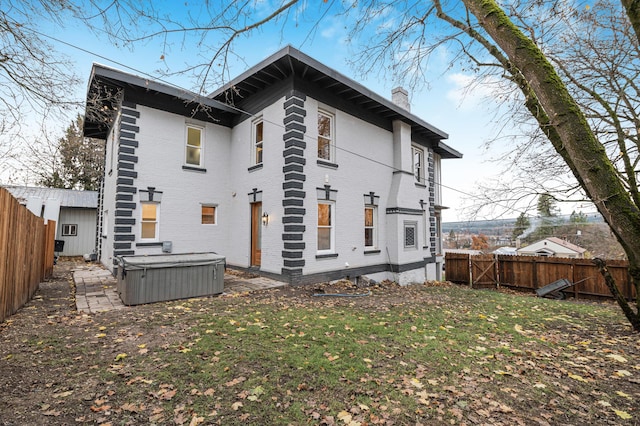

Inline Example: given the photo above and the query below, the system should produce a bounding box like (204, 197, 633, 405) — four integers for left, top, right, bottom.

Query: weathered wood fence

(0, 187, 55, 322)
(445, 252, 635, 300)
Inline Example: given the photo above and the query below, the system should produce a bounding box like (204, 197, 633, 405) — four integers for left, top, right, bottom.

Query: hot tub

(116, 253, 225, 305)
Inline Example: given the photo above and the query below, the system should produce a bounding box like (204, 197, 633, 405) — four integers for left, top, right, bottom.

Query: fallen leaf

(614, 370, 631, 377)
(42, 410, 61, 416)
(225, 376, 246, 387)
(410, 378, 424, 388)
(613, 409, 632, 419)
(231, 401, 243, 411)
(189, 414, 205, 426)
(121, 403, 140, 412)
(114, 353, 127, 361)
(568, 373, 588, 382)
(337, 410, 352, 423)
(53, 390, 73, 398)
(607, 354, 628, 363)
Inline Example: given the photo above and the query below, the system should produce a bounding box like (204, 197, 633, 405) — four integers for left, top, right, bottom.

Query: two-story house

(83, 46, 462, 285)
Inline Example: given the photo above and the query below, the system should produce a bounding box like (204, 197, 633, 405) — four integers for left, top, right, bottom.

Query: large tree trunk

(621, 0, 640, 44)
(462, 0, 640, 330)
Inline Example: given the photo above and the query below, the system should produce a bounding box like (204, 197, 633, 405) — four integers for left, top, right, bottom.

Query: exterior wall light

(262, 212, 269, 226)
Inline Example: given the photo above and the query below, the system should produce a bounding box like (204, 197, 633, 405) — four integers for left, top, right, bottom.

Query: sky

(1, 1, 596, 223)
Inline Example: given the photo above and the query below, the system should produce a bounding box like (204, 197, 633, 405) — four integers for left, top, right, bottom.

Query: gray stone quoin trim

(428, 150, 436, 257)
(113, 101, 139, 258)
(281, 91, 307, 280)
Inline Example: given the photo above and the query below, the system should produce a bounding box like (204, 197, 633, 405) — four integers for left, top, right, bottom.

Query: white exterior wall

(100, 92, 441, 285)
(226, 101, 288, 274)
(301, 99, 394, 275)
(100, 117, 119, 269)
(132, 106, 232, 256)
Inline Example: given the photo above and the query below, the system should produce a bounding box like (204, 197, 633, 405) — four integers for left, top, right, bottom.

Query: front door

(251, 202, 262, 266)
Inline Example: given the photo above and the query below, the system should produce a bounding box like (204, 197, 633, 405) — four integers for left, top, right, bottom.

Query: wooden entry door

(251, 202, 262, 266)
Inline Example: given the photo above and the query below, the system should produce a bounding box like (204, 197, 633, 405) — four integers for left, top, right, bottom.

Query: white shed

(3, 186, 98, 256)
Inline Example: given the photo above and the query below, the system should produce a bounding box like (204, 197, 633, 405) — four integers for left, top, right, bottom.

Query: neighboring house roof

(517, 237, 586, 255)
(493, 247, 518, 255)
(3, 185, 98, 208)
(84, 45, 462, 160)
(444, 249, 484, 255)
(544, 237, 587, 254)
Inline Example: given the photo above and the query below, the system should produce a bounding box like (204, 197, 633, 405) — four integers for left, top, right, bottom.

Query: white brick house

(83, 46, 462, 285)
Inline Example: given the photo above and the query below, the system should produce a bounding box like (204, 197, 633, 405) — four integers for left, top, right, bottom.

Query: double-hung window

(317, 202, 334, 253)
(141, 202, 159, 241)
(412, 146, 424, 184)
(186, 125, 203, 167)
(317, 110, 335, 162)
(364, 206, 377, 248)
(253, 120, 264, 166)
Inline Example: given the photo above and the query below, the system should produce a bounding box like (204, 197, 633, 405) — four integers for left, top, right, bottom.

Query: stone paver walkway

(73, 264, 287, 314)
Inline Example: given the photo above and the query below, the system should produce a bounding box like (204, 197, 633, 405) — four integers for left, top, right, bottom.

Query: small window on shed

(62, 224, 77, 236)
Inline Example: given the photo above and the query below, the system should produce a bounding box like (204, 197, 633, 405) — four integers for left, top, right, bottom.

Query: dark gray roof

(83, 46, 462, 159)
(3, 186, 98, 208)
(210, 46, 462, 159)
(84, 64, 238, 139)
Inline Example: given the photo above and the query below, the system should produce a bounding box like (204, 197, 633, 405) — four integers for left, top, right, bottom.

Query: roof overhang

(83, 64, 238, 139)
(210, 46, 462, 159)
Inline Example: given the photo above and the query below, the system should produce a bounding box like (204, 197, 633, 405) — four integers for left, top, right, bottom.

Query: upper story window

(317, 110, 335, 162)
(141, 202, 159, 241)
(412, 146, 424, 184)
(253, 120, 264, 166)
(186, 125, 203, 167)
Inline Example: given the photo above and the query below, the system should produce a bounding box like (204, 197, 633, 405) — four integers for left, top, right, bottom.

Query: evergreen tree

(512, 212, 531, 241)
(36, 115, 104, 190)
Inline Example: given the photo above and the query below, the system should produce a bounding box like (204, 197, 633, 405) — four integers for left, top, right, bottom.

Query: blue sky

(5, 1, 570, 222)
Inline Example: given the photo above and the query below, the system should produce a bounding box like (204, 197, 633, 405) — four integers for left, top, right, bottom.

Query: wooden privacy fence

(0, 187, 55, 322)
(445, 252, 635, 300)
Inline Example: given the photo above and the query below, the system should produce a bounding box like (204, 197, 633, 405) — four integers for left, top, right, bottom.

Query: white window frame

(317, 110, 335, 162)
(140, 202, 160, 242)
(201, 204, 217, 225)
(252, 119, 264, 166)
(412, 146, 424, 184)
(404, 221, 418, 250)
(364, 205, 377, 249)
(62, 224, 77, 237)
(185, 124, 204, 167)
(317, 201, 335, 253)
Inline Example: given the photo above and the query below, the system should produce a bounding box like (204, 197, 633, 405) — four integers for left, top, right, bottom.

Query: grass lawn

(0, 261, 638, 425)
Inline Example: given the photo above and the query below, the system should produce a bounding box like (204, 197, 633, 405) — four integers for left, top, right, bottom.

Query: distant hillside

(442, 213, 604, 236)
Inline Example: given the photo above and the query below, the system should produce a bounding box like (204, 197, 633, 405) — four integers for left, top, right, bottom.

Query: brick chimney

(392, 87, 410, 111)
